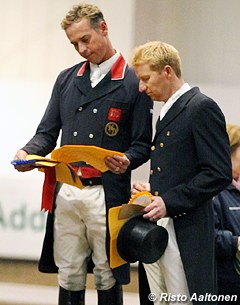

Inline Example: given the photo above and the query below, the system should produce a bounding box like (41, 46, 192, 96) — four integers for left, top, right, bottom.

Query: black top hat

(117, 214, 168, 264)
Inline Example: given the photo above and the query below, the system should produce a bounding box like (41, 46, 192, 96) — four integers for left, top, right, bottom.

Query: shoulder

(58, 61, 86, 79)
(52, 61, 87, 90)
(186, 87, 225, 120)
(188, 87, 217, 108)
(124, 66, 139, 82)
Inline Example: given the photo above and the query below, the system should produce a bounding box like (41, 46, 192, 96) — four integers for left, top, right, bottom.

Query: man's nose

(77, 43, 87, 54)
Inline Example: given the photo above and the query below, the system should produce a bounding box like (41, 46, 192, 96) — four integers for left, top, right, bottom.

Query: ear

(99, 20, 108, 35)
(163, 65, 173, 79)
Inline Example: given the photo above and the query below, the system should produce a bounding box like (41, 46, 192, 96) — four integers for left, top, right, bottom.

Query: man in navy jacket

(131, 41, 232, 304)
(13, 4, 153, 305)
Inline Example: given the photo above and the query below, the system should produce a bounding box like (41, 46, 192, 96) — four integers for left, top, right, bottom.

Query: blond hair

(226, 124, 240, 153)
(61, 3, 104, 30)
(131, 41, 182, 78)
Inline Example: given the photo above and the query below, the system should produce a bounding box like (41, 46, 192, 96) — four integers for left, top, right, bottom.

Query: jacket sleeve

(124, 91, 153, 170)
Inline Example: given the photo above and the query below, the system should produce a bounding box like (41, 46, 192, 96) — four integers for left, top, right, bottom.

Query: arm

(105, 88, 153, 173)
(124, 89, 153, 170)
(121, 69, 153, 170)
(213, 194, 238, 258)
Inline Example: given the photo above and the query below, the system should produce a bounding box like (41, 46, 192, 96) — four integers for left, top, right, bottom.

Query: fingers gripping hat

(117, 214, 168, 264)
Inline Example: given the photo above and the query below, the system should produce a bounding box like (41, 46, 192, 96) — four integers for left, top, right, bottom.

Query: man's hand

(13, 149, 34, 172)
(131, 182, 150, 195)
(105, 154, 130, 174)
(143, 196, 167, 222)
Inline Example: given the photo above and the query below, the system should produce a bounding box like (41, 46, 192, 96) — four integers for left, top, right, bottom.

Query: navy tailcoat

(22, 55, 153, 284)
(148, 87, 232, 301)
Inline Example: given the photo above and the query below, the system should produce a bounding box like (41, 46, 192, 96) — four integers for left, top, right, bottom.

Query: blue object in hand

(11, 159, 36, 166)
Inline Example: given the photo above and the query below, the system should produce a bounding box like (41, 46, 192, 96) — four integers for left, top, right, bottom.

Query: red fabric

(41, 166, 101, 213)
(72, 166, 101, 178)
(41, 167, 56, 213)
(111, 54, 126, 79)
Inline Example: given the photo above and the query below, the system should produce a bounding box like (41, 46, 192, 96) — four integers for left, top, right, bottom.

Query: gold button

(154, 191, 159, 196)
(159, 142, 164, 148)
(157, 167, 161, 172)
(151, 146, 155, 151)
(150, 170, 153, 175)
(166, 131, 171, 136)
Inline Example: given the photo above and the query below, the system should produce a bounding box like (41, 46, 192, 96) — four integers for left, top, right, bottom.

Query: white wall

(134, 0, 239, 123)
(1, 0, 239, 259)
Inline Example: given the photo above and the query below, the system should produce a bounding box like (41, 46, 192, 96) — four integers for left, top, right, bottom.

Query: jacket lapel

(74, 62, 92, 96)
(153, 87, 199, 142)
(74, 54, 127, 106)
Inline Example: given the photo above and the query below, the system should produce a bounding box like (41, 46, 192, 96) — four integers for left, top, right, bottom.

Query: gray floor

(0, 282, 139, 305)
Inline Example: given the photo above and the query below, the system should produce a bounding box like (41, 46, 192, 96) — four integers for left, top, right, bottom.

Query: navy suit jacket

(149, 87, 232, 300)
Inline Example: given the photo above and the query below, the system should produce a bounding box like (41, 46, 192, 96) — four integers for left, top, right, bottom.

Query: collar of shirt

(90, 50, 120, 87)
(160, 83, 191, 120)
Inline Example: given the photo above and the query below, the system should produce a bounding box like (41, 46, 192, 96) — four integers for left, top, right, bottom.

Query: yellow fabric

(128, 191, 152, 206)
(108, 191, 152, 268)
(25, 145, 124, 187)
(26, 155, 57, 167)
(55, 163, 84, 189)
(51, 145, 124, 172)
(109, 207, 128, 268)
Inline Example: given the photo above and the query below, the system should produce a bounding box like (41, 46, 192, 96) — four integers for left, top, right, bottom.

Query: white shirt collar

(160, 83, 191, 120)
(90, 50, 120, 77)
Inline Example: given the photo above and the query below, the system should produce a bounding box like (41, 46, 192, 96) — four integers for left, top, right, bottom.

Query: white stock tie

(91, 66, 101, 88)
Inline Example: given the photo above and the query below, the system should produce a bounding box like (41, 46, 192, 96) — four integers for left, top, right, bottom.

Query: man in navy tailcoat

(131, 41, 232, 305)
(13, 4, 153, 305)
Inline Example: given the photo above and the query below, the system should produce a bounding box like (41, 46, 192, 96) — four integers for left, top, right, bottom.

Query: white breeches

(144, 218, 192, 305)
(53, 183, 116, 291)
